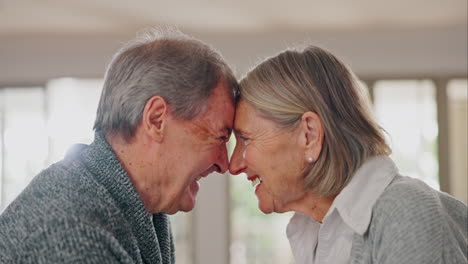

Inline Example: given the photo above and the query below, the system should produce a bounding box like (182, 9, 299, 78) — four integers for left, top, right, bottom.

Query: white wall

(1, 25, 466, 86)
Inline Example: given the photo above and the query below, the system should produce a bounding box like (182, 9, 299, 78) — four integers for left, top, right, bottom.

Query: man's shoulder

(3, 163, 122, 218)
(0, 172, 132, 263)
(11, 155, 102, 210)
(0, 155, 125, 243)
(1, 215, 136, 264)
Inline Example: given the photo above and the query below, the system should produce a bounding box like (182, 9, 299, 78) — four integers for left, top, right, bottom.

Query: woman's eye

(239, 136, 250, 145)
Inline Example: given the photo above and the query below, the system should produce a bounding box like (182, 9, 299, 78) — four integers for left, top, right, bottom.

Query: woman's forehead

(234, 100, 278, 136)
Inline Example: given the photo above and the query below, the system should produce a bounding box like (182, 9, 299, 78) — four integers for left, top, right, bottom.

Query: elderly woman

(229, 46, 467, 264)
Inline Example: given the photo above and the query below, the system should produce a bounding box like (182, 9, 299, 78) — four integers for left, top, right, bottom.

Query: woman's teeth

(252, 177, 262, 187)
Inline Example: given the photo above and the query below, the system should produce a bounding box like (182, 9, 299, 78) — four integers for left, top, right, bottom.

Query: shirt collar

(287, 155, 398, 240)
(331, 155, 398, 235)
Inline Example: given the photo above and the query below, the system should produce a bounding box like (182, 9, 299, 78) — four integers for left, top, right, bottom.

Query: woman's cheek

(243, 142, 258, 160)
(244, 144, 262, 168)
(243, 147, 254, 166)
(242, 142, 251, 158)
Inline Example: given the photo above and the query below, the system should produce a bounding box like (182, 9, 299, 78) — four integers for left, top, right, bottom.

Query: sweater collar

(81, 131, 171, 264)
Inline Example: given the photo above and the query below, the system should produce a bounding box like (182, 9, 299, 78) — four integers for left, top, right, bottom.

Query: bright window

(46, 78, 103, 163)
(1, 87, 48, 209)
(230, 171, 294, 264)
(447, 79, 468, 203)
(373, 80, 439, 189)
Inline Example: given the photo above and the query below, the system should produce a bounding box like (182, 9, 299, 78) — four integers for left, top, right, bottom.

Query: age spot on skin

(188, 122, 212, 143)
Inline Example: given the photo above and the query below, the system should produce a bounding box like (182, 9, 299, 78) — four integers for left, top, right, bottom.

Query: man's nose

(215, 145, 230, 174)
(229, 143, 245, 175)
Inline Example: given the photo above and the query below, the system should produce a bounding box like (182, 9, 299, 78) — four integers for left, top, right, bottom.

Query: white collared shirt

(286, 156, 398, 264)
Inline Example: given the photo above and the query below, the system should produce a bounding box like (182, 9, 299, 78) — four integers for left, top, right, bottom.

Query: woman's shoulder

(361, 176, 468, 263)
(372, 175, 467, 229)
(376, 176, 430, 204)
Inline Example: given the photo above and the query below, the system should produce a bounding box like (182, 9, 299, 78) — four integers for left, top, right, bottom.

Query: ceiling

(0, 0, 466, 36)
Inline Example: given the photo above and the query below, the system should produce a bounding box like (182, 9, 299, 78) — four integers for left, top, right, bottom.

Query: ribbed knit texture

(350, 175, 467, 264)
(0, 132, 175, 264)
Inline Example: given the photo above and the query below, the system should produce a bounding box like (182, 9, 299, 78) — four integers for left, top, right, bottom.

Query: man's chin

(162, 183, 199, 214)
(164, 203, 195, 215)
(178, 205, 195, 213)
(165, 194, 197, 214)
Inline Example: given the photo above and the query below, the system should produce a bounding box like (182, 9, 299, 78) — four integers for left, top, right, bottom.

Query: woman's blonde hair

(239, 46, 391, 197)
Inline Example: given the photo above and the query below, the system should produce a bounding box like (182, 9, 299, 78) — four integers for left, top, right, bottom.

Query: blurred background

(0, 1, 466, 263)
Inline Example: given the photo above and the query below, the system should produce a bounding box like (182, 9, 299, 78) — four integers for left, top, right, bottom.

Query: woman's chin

(257, 196, 290, 214)
(257, 199, 274, 214)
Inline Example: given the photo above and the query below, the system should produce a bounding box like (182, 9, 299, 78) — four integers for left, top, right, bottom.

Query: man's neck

(106, 132, 163, 213)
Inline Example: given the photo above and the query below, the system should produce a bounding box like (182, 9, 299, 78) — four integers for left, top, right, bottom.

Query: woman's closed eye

(239, 135, 250, 145)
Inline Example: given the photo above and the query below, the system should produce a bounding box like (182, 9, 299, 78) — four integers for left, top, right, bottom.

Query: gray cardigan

(351, 175, 467, 264)
(0, 132, 175, 264)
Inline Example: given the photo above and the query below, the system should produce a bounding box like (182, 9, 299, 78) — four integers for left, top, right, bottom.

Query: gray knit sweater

(351, 175, 468, 264)
(0, 132, 175, 264)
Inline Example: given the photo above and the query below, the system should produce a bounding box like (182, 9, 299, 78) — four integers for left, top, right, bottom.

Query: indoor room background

(0, 1, 467, 264)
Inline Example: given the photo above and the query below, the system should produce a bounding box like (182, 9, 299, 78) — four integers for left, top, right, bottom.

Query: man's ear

(300, 111, 324, 162)
(142, 95, 168, 142)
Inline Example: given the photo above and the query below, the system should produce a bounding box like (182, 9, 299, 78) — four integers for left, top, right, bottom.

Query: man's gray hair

(94, 27, 238, 141)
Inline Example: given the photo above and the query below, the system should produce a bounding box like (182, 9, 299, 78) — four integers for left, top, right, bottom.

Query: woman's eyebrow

(233, 128, 249, 136)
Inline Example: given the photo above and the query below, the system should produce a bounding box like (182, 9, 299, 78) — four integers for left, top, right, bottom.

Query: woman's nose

(229, 143, 246, 175)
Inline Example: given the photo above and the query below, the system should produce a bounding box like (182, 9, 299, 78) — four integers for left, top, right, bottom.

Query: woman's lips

(247, 175, 263, 188)
(255, 182, 262, 193)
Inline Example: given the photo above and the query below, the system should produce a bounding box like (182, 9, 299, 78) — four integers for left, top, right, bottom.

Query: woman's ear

(300, 111, 324, 162)
(141, 95, 168, 142)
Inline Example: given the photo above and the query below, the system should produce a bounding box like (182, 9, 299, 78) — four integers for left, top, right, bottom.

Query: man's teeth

(195, 171, 214, 182)
(251, 177, 262, 187)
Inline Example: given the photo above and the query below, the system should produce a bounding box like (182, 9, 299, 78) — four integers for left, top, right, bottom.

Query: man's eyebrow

(220, 127, 232, 136)
(226, 127, 232, 135)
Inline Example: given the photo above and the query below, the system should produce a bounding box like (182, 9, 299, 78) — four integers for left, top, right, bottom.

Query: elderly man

(0, 28, 237, 263)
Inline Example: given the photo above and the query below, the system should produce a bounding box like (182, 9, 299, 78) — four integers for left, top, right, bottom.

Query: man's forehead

(194, 107, 233, 136)
(223, 125, 232, 133)
(197, 80, 234, 133)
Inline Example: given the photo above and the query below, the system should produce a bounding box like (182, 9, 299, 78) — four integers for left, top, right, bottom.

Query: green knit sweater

(0, 132, 175, 264)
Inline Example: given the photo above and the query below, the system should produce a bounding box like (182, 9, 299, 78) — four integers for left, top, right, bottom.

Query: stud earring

(307, 157, 314, 163)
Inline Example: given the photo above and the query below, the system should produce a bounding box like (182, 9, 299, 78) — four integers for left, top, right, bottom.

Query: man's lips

(195, 165, 219, 181)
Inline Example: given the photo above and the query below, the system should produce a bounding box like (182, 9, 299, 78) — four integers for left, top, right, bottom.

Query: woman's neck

(288, 191, 336, 223)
